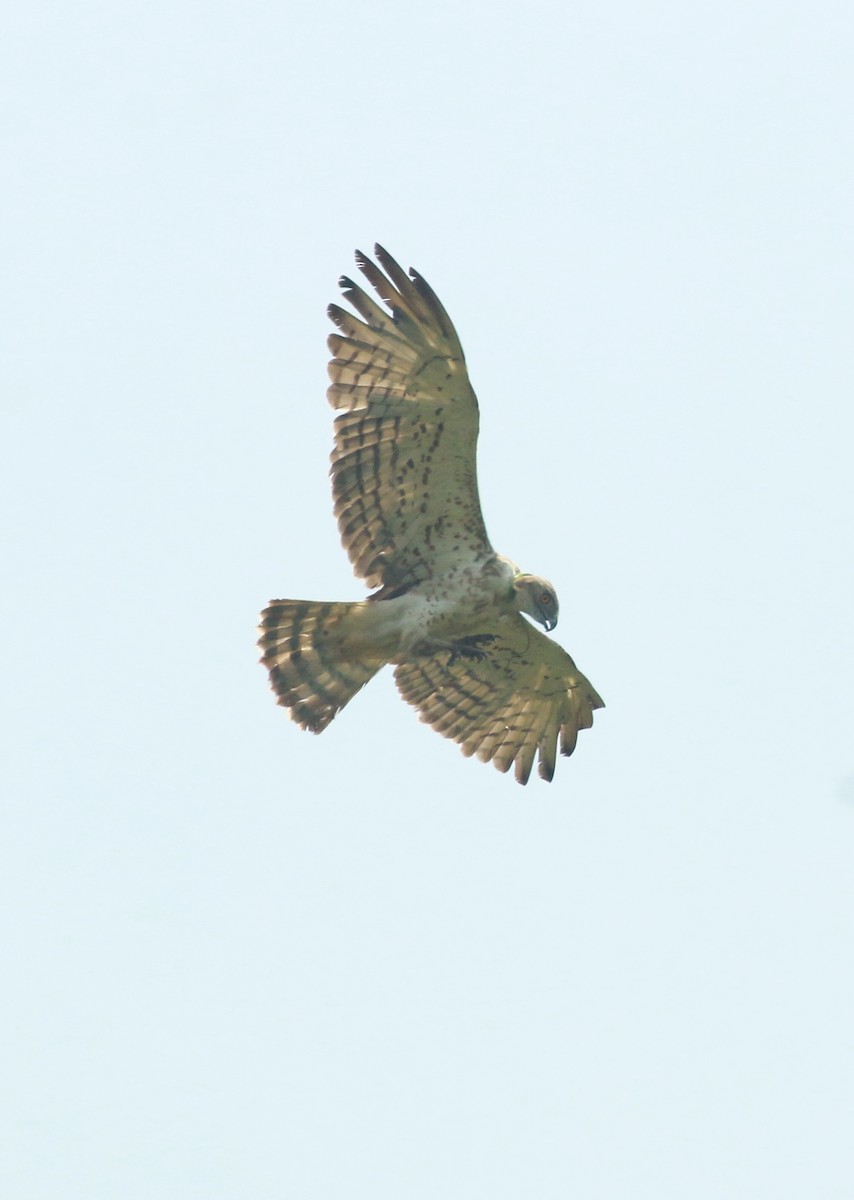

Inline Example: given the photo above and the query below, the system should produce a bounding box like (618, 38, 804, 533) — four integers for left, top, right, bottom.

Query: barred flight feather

(259, 600, 381, 733)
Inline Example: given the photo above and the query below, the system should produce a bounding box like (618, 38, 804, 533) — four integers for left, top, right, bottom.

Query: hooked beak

(542, 615, 557, 633)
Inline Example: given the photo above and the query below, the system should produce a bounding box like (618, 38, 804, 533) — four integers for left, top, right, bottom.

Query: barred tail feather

(258, 600, 382, 733)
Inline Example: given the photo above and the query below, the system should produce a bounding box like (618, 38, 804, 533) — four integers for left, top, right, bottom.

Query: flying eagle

(259, 246, 604, 783)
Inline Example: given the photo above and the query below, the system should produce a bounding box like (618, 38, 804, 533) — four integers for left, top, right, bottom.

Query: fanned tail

(258, 600, 382, 732)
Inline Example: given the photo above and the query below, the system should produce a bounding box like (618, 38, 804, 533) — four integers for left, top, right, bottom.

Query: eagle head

(513, 573, 559, 632)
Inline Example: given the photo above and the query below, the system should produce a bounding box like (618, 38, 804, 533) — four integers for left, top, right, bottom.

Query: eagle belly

(384, 563, 516, 660)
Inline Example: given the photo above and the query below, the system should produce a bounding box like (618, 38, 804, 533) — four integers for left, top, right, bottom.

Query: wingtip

(372, 243, 393, 275)
(374, 243, 414, 281)
(515, 759, 534, 786)
(559, 725, 579, 758)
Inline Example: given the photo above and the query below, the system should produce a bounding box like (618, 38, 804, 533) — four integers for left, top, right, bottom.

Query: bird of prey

(259, 245, 604, 784)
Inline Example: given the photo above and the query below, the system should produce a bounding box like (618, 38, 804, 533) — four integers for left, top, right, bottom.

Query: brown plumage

(259, 245, 604, 784)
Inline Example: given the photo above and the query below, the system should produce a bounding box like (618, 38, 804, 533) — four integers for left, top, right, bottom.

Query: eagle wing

(327, 244, 493, 593)
(393, 615, 605, 785)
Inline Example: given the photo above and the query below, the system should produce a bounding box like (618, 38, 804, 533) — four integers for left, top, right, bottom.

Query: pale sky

(3, 1, 854, 1197)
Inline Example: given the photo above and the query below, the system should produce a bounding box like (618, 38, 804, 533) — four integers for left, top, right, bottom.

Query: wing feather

(333, 277, 398, 333)
(394, 616, 604, 786)
(327, 246, 492, 592)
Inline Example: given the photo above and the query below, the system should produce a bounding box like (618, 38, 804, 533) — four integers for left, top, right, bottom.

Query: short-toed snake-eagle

(259, 246, 604, 783)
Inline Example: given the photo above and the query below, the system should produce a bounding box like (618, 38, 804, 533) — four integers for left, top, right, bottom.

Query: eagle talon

(446, 634, 496, 665)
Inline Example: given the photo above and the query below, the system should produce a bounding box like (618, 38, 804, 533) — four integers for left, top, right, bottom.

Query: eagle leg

(445, 634, 497, 665)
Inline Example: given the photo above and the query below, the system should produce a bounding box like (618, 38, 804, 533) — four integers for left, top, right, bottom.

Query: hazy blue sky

(3, 1, 853, 1196)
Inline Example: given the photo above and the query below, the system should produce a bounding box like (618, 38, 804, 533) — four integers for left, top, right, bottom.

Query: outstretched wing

(394, 617, 605, 785)
(327, 245, 493, 594)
